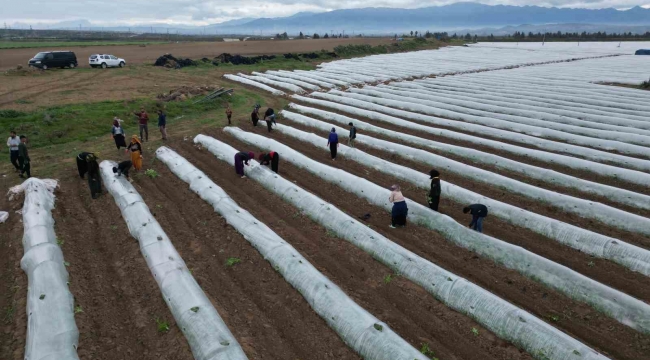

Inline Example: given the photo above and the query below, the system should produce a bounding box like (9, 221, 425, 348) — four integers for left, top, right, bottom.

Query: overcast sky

(2, 0, 650, 26)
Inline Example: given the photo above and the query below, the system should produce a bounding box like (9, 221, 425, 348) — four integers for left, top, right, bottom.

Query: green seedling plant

(225, 257, 241, 267)
(145, 169, 159, 178)
(56, 238, 64, 246)
(420, 343, 438, 359)
(74, 306, 83, 314)
(155, 318, 170, 333)
(471, 327, 479, 336)
(383, 274, 393, 284)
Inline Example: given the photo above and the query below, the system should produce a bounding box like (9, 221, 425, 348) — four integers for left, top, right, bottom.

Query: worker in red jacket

(258, 151, 279, 174)
(133, 107, 149, 142)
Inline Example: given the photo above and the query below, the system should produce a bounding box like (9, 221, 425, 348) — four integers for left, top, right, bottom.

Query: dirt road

(0, 38, 391, 70)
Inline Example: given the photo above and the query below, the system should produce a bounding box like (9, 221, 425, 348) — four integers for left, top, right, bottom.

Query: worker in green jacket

(18, 135, 30, 179)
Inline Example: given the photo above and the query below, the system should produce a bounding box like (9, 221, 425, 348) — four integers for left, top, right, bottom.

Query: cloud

(2, 0, 649, 26)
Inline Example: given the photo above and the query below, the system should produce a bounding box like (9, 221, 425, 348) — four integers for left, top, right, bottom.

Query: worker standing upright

(7, 131, 20, 172)
(18, 135, 30, 179)
(348, 122, 357, 148)
(427, 169, 441, 212)
(327, 128, 339, 160)
(133, 107, 149, 142)
(226, 105, 233, 125)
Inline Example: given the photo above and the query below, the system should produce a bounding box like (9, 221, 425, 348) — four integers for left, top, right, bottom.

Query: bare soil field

(0, 38, 392, 70)
(3, 41, 650, 360)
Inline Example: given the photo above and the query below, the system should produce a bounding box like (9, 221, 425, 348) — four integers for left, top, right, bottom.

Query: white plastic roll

(99, 161, 248, 360)
(20, 178, 80, 360)
(155, 146, 429, 360)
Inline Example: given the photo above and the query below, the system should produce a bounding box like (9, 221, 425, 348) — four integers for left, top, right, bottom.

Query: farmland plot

(7, 42, 650, 360)
(216, 42, 650, 360)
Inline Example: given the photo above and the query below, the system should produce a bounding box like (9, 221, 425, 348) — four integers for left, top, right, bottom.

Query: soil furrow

(134, 164, 360, 360)
(203, 125, 650, 360)
(167, 139, 533, 360)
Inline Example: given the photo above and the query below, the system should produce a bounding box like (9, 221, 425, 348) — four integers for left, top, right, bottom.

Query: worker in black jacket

(348, 122, 357, 148)
(463, 204, 488, 233)
(427, 169, 441, 211)
(76, 152, 95, 179)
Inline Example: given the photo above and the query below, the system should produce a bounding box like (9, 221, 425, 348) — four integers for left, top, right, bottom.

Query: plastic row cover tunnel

(19, 178, 80, 360)
(219, 127, 650, 335)
(155, 146, 430, 360)
(98, 161, 248, 360)
(193, 134, 611, 360)
(279, 110, 650, 277)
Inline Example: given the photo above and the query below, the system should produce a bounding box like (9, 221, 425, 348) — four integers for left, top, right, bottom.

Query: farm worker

(326, 128, 339, 160)
(463, 204, 488, 233)
(85, 153, 102, 199)
(113, 160, 133, 181)
(157, 109, 168, 140)
(226, 105, 233, 125)
(234, 151, 255, 178)
(18, 135, 30, 179)
(7, 131, 20, 172)
(76, 152, 96, 179)
(111, 118, 127, 150)
(264, 108, 276, 132)
(258, 151, 279, 174)
(348, 122, 357, 148)
(427, 169, 441, 211)
(127, 135, 143, 171)
(133, 107, 149, 142)
(389, 184, 408, 228)
(251, 108, 259, 127)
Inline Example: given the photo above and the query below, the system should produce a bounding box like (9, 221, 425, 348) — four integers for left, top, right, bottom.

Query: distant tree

(410, 30, 414, 37)
(313, 33, 320, 39)
(415, 31, 418, 37)
(324, 33, 329, 39)
(394, 34, 398, 40)
(299, 31, 304, 39)
(282, 32, 288, 39)
(464, 33, 471, 40)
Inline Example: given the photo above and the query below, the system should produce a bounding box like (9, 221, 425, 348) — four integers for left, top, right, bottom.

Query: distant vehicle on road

(90, 54, 126, 68)
(28, 51, 78, 70)
(635, 49, 650, 55)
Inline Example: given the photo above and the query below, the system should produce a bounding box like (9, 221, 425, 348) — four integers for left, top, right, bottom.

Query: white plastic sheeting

(223, 74, 285, 96)
(194, 134, 611, 360)
(324, 90, 650, 159)
(0, 211, 7, 223)
(294, 94, 650, 174)
(287, 103, 650, 208)
(383, 82, 650, 132)
(266, 70, 336, 88)
(237, 73, 306, 94)
(19, 178, 80, 360)
(99, 161, 248, 360)
(351, 87, 650, 146)
(220, 128, 650, 334)
(278, 112, 650, 276)
(155, 146, 429, 360)
(252, 72, 321, 91)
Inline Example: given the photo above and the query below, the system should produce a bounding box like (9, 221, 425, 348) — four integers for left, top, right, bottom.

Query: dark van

(28, 51, 78, 70)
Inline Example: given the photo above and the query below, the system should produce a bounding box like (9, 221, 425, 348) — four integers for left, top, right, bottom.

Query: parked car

(635, 49, 650, 55)
(90, 54, 126, 68)
(28, 51, 78, 70)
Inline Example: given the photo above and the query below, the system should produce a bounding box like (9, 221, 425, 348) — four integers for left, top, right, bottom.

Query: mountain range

(10, 3, 650, 35)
